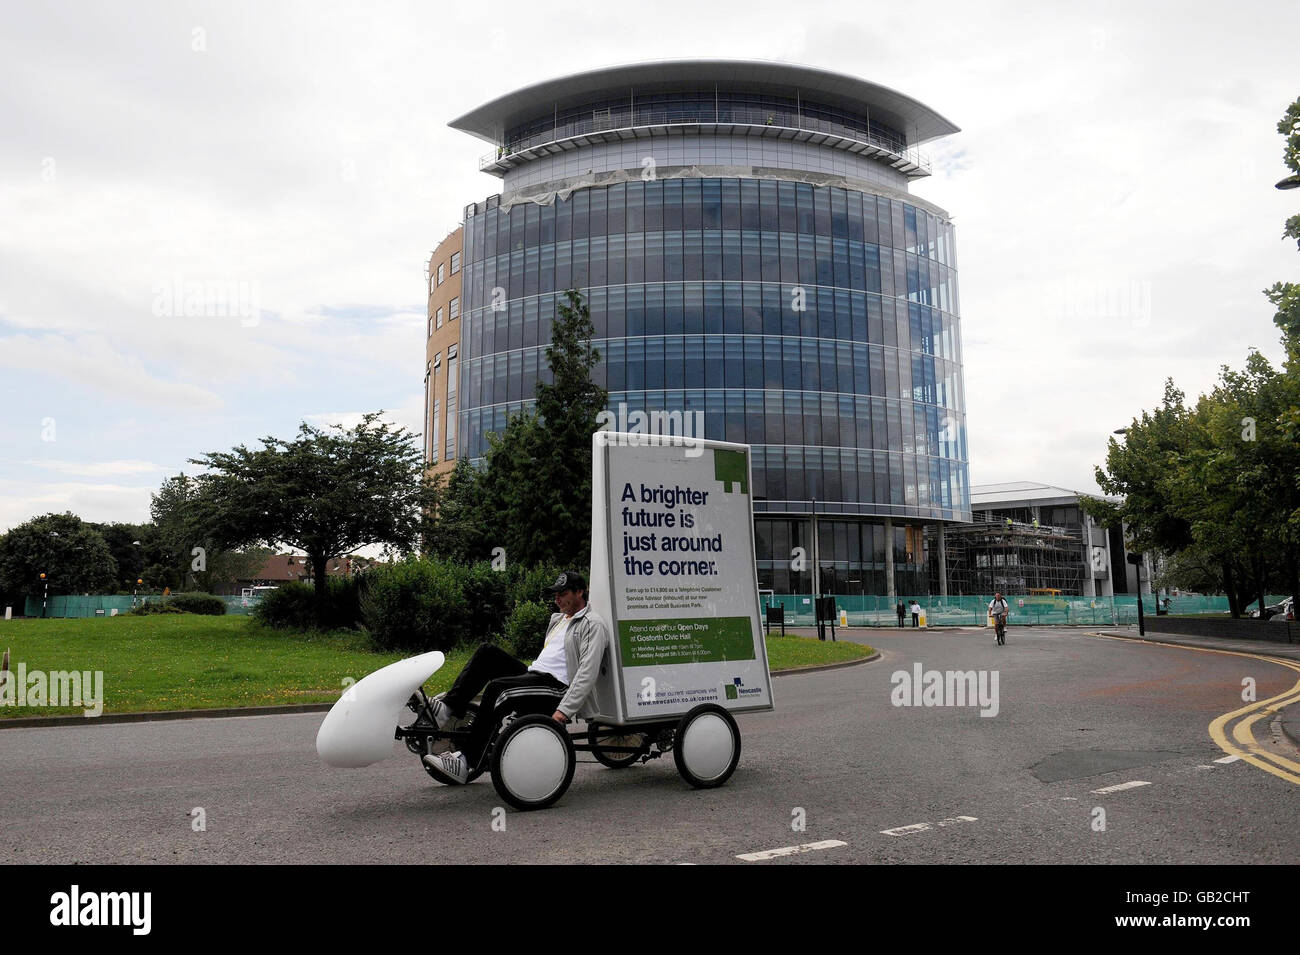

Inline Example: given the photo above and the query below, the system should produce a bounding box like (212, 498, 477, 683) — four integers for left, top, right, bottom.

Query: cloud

(18, 459, 164, 477)
(0, 333, 224, 411)
(0, 479, 156, 532)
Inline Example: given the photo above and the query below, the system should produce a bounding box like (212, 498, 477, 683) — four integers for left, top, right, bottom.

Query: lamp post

(40, 572, 48, 619)
(1127, 552, 1147, 636)
(1275, 174, 1300, 190)
(133, 578, 142, 608)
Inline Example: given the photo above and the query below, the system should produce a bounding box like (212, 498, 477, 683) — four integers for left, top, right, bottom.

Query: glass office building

(445, 61, 970, 597)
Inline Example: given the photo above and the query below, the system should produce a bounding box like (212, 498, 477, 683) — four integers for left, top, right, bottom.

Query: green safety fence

(18, 594, 260, 618)
(760, 594, 1292, 628)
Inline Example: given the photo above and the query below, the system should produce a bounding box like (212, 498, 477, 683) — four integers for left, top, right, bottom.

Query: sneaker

(429, 698, 455, 729)
(423, 750, 469, 785)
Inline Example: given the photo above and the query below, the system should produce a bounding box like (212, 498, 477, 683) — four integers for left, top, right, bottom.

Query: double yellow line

(1097, 632, 1300, 786)
(1208, 652, 1300, 785)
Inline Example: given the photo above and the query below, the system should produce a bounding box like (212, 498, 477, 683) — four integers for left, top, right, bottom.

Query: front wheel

(490, 714, 576, 811)
(673, 704, 741, 789)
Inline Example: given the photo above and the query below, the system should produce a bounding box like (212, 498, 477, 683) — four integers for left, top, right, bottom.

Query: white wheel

(674, 704, 741, 788)
(491, 714, 576, 811)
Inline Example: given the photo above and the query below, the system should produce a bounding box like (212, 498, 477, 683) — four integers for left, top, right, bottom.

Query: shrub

(254, 577, 361, 631)
(506, 563, 568, 610)
(128, 600, 186, 616)
(360, 558, 469, 652)
(169, 592, 227, 615)
(501, 600, 555, 659)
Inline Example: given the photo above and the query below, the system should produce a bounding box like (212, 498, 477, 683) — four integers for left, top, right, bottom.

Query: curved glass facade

(458, 177, 968, 528)
(504, 90, 908, 156)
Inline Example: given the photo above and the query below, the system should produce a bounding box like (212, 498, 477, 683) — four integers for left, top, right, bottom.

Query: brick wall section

(1145, 616, 1296, 644)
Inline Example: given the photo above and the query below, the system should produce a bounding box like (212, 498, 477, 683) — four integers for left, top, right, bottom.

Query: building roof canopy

(449, 59, 960, 147)
(970, 481, 1119, 510)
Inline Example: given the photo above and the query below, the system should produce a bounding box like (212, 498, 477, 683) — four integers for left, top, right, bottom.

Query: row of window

(463, 338, 964, 416)
(757, 564, 931, 599)
(460, 285, 959, 363)
(464, 181, 953, 266)
(462, 233, 957, 316)
(504, 91, 908, 157)
(756, 518, 927, 567)
(455, 410, 964, 513)
(428, 296, 461, 338)
(423, 344, 460, 464)
(458, 389, 968, 470)
(433, 250, 462, 289)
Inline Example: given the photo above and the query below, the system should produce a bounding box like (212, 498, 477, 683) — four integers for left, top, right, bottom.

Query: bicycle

(993, 612, 1007, 645)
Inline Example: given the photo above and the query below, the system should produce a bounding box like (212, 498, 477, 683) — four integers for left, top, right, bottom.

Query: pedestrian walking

(896, 600, 906, 627)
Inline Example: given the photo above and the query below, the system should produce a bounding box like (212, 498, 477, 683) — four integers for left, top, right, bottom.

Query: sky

(2, 0, 1297, 532)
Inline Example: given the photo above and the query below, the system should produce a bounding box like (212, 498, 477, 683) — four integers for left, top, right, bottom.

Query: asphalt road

(4, 626, 1298, 864)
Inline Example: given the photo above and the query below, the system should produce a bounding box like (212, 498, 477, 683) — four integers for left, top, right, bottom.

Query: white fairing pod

(315, 651, 445, 767)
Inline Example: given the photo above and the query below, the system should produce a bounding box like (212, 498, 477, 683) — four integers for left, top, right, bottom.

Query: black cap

(546, 571, 587, 593)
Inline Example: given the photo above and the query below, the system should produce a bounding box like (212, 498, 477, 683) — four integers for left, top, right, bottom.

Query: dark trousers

(444, 644, 566, 766)
(896, 610, 905, 626)
(911, 612, 919, 627)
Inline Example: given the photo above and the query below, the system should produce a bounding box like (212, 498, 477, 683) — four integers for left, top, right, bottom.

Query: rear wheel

(588, 722, 648, 769)
(490, 714, 576, 811)
(673, 704, 741, 789)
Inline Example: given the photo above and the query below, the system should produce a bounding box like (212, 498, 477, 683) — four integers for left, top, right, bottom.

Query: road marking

(1213, 755, 1240, 764)
(1095, 631, 1300, 788)
(735, 839, 846, 861)
(881, 816, 976, 836)
(1090, 780, 1151, 794)
(881, 822, 932, 836)
(1207, 654, 1300, 785)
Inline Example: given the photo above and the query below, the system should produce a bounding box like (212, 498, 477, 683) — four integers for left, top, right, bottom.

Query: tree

(432, 289, 608, 569)
(531, 288, 608, 564)
(424, 458, 490, 564)
(0, 513, 117, 598)
(191, 412, 438, 622)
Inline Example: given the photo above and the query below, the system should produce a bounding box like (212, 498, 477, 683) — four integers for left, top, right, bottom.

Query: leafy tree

(531, 288, 608, 564)
(426, 289, 607, 570)
(424, 458, 490, 564)
(191, 412, 438, 622)
(0, 513, 117, 598)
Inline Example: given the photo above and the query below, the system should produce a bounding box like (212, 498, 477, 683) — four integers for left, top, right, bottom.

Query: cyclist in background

(989, 592, 1010, 646)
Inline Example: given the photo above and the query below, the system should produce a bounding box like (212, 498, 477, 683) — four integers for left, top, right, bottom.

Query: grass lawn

(0, 614, 872, 719)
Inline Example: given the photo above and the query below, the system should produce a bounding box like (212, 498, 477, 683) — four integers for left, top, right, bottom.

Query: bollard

(3, 606, 10, 620)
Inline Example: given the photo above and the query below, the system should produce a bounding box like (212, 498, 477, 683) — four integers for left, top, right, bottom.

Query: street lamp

(40, 572, 49, 619)
(1275, 174, 1300, 190)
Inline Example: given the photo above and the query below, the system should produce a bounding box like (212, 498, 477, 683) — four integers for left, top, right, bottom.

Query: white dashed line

(736, 839, 847, 861)
(1214, 755, 1241, 764)
(881, 822, 932, 836)
(881, 816, 976, 836)
(1090, 780, 1151, 794)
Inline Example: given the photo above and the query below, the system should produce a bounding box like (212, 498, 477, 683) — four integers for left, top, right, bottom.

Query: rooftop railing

(478, 105, 931, 176)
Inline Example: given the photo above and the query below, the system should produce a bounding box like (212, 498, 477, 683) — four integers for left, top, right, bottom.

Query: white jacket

(546, 607, 609, 719)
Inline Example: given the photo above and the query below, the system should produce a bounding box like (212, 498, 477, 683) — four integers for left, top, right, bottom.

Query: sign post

(588, 432, 774, 725)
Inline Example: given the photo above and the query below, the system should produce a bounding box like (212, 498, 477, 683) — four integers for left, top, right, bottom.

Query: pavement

(1096, 625, 1300, 752)
(778, 621, 1300, 750)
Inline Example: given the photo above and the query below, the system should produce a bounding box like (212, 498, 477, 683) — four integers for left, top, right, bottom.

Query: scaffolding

(942, 516, 1084, 596)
